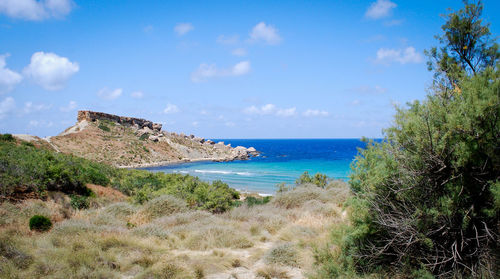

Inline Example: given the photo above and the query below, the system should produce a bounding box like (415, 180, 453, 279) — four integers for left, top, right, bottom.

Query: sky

(0, 0, 498, 139)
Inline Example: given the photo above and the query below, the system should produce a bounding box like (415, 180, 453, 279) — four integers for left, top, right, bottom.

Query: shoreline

(116, 156, 248, 169)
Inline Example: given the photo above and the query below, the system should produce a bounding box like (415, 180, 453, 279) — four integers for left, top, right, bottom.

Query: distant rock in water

(16, 110, 258, 168)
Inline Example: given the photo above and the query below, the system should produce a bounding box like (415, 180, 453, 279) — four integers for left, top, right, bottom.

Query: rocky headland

(15, 110, 258, 167)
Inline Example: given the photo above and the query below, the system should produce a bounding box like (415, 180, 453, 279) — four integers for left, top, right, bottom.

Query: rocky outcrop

(77, 110, 162, 132)
(44, 111, 258, 167)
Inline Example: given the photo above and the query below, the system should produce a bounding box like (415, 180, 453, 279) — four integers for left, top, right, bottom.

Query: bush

(340, 63, 499, 278)
(265, 243, 298, 267)
(98, 123, 110, 132)
(139, 133, 149, 141)
(29, 215, 52, 232)
(70, 195, 90, 210)
(272, 185, 325, 209)
(256, 265, 290, 279)
(0, 133, 14, 141)
(0, 136, 239, 213)
(245, 196, 271, 207)
(142, 195, 187, 219)
(295, 171, 329, 188)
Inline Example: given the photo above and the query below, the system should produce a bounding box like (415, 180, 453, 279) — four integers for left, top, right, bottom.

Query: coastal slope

(16, 111, 257, 167)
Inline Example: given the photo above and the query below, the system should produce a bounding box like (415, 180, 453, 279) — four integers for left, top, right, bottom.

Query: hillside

(16, 111, 257, 167)
(0, 133, 350, 278)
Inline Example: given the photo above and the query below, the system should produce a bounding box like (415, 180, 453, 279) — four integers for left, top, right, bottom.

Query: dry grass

(256, 265, 290, 279)
(0, 182, 350, 278)
(86, 184, 128, 202)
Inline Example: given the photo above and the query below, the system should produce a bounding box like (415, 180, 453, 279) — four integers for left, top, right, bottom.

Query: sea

(143, 139, 367, 195)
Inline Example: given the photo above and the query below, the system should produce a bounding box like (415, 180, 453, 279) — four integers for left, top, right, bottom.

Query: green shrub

(295, 171, 328, 188)
(70, 195, 90, 210)
(337, 49, 499, 279)
(245, 196, 271, 207)
(0, 136, 239, 214)
(29, 215, 52, 232)
(139, 133, 149, 141)
(317, 3, 500, 278)
(83, 165, 110, 186)
(21, 141, 34, 147)
(98, 123, 110, 132)
(0, 133, 14, 141)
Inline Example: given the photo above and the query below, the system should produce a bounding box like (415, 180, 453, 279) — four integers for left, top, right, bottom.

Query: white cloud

(260, 104, 276, 114)
(191, 121, 199, 127)
(191, 61, 251, 82)
(97, 87, 122, 100)
(225, 121, 235, 127)
(0, 0, 74, 21)
(244, 104, 276, 115)
(249, 22, 282, 45)
(60, 100, 76, 112)
(365, 0, 397, 19)
(276, 107, 296, 117)
(243, 104, 296, 117)
(23, 102, 51, 113)
(174, 23, 193, 35)
(217, 35, 239, 45)
(375, 47, 423, 65)
(23, 52, 79, 90)
(352, 85, 387, 94)
(232, 61, 251, 76)
(0, 96, 15, 119)
(232, 48, 247, 57)
(0, 54, 22, 94)
(163, 103, 179, 114)
(303, 109, 329, 117)
(131, 91, 144, 99)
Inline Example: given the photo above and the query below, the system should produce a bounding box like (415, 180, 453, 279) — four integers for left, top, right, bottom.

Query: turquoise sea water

(144, 139, 367, 194)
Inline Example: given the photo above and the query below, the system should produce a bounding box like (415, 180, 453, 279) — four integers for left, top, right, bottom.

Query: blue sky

(0, 0, 498, 138)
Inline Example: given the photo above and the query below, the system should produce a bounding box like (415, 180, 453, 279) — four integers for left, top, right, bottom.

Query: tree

(425, 0, 498, 91)
(327, 2, 500, 278)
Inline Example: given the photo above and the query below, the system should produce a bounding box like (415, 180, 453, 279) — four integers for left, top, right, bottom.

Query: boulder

(247, 147, 259, 156)
(149, 135, 159, 142)
(152, 123, 162, 131)
(232, 146, 250, 159)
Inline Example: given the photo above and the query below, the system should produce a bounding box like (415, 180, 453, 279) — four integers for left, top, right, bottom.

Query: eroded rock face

(77, 110, 162, 132)
(60, 110, 259, 167)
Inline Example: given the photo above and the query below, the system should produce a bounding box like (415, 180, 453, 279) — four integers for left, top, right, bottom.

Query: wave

(194, 169, 254, 176)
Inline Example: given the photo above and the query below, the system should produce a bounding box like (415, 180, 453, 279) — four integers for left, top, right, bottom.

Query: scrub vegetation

(314, 1, 499, 278)
(0, 134, 350, 278)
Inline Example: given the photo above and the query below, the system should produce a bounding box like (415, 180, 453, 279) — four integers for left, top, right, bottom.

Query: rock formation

(77, 110, 162, 132)
(25, 110, 258, 167)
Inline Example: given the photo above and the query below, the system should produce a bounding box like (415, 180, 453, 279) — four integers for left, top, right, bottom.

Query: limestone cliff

(19, 111, 257, 167)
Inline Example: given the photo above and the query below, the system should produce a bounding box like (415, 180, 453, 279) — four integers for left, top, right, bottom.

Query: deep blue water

(144, 139, 367, 194)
